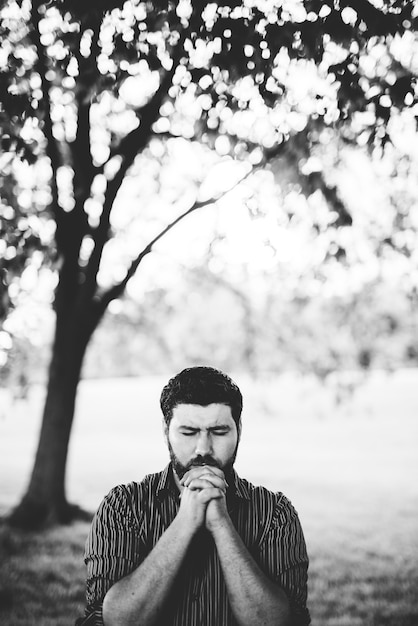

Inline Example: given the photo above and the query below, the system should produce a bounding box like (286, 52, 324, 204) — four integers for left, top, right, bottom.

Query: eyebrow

(179, 425, 231, 431)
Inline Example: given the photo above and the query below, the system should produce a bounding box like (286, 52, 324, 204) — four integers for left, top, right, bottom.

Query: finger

(188, 477, 227, 493)
(181, 465, 225, 485)
(198, 465, 224, 477)
(197, 487, 224, 504)
(187, 478, 221, 491)
(193, 473, 227, 491)
(182, 465, 224, 480)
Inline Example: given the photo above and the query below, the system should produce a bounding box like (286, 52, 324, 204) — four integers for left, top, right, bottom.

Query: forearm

(211, 517, 291, 626)
(102, 516, 194, 626)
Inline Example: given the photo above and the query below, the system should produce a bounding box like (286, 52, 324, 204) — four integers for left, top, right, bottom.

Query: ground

(0, 369, 417, 625)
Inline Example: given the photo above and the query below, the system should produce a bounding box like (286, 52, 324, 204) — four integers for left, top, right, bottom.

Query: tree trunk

(9, 308, 94, 529)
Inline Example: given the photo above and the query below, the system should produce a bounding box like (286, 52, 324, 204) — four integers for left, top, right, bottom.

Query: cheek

(216, 435, 238, 458)
(168, 433, 193, 458)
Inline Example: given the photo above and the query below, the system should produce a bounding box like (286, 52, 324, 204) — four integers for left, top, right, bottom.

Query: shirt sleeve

(258, 493, 311, 626)
(81, 484, 145, 623)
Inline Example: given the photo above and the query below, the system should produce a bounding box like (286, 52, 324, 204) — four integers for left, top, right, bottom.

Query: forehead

(170, 403, 235, 428)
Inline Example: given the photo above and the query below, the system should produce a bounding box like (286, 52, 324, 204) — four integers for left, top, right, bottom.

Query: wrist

(173, 511, 200, 538)
(206, 508, 233, 535)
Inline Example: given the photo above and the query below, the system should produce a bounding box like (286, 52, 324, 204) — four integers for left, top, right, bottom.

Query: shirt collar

(229, 469, 251, 500)
(156, 463, 251, 501)
(156, 463, 178, 500)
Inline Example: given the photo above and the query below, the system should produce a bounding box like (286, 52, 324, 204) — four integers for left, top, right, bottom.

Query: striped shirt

(78, 464, 310, 625)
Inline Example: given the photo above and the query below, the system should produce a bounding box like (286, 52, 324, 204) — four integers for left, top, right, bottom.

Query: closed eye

(180, 430, 199, 436)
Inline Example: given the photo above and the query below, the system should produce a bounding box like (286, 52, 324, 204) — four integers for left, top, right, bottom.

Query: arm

(102, 513, 191, 626)
(207, 499, 291, 626)
(102, 484, 223, 626)
(258, 495, 310, 626)
(181, 467, 291, 626)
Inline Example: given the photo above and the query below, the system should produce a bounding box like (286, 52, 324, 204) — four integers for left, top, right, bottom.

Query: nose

(195, 432, 213, 456)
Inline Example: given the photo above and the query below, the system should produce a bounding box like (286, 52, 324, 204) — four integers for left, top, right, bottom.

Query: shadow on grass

(0, 520, 89, 626)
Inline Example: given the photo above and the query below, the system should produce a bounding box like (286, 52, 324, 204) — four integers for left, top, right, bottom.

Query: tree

(0, 0, 416, 527)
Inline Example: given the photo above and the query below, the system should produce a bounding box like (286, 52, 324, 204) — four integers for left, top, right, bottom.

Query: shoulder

(238, 476, 297, 511)
(238, 478, 308, 565)
(105, 469, 164, 499)
(237, 476, 302, 529)
(96, 470, 165, 525)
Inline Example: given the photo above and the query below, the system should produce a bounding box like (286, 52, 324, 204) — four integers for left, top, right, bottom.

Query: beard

(168, 441, 237, 485)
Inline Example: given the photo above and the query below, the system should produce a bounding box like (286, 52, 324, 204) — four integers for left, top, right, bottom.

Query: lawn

(0, 370, 417, 625)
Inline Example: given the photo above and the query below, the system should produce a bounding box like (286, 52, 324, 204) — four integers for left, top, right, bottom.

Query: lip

(189, 459, 219, 469)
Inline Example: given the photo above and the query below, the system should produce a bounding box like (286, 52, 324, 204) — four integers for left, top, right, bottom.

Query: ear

(237, 421, 242, 443)
(162, 418, 169, 443)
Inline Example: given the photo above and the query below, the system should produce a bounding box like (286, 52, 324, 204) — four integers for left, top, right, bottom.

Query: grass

(0, 522, 86, 626)
(307, 498, 418, 626)
(1, 370, 417, 625)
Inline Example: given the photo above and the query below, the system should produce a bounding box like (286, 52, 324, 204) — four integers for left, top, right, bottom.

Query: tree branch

(70, 101, 94, 227)
(71, 19, 101, 194)
(98, 124, 352, 309)
(66, 22, 102, 256)
(81, 29, 188, 302)
(249, 122, 353, 226)
(31, 2, 65, 234)
(98, 163, 256, 309)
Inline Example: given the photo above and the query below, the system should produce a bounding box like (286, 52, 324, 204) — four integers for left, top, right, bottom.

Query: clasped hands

(178, 465, 229, 533)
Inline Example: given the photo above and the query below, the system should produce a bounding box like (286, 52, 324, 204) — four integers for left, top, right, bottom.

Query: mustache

(187, 455, 220, 470)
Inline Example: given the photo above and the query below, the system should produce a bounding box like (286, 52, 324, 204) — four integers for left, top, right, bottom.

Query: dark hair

(160, 366, 243, 430)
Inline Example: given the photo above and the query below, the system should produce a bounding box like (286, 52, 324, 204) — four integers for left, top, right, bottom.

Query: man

(78, 366, 310, 625)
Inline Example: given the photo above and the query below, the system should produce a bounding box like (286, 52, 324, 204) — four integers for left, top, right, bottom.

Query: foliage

(81, 264, 417, 381)
(1, 0, 417, 337)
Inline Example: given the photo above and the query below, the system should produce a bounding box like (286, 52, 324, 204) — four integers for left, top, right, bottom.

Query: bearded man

(78, 366, 310, 626)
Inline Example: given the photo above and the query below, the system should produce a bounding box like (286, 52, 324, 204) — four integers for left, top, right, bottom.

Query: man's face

(166, 403, 239, 481)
